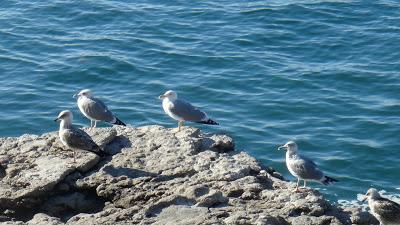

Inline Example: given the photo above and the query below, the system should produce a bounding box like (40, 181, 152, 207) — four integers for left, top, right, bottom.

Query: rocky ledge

(0, 125, 378, 225)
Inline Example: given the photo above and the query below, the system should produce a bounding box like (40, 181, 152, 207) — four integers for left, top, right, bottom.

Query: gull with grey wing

(362, 188, 400, 225)
(278, 141, 338, 192)
(74, 89, 126, 128)
(54, 110, 106, 162)
(159, 90, 218, 131)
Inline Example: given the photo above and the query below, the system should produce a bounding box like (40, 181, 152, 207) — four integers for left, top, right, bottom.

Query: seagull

(278, 141, 338, 192)
(159, 90, 218, 132)
(73, 89, 126, 127)
(54, 110, 106, 162)
(362, 188, 400, 225)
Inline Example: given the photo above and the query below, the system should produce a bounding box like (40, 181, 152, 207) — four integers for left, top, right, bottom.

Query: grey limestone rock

(0, 125, 379, 225)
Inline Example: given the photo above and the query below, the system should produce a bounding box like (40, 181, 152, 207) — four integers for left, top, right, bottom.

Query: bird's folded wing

(290, 157, 323, 180)
(62, 128, 99, 151)
(169, 99, 207, 122)
(83, 98, 115, 122)
(374, 198, 400, 219)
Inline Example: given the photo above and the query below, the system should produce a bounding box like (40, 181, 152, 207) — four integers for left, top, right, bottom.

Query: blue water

(0, 0, 399, 202)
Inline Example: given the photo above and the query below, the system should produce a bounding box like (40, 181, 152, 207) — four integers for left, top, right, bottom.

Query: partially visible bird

(54, 110, 106, 162)
(362, 188, 400, 225)
(278, 141, 338, 192)
(159, 90, 218, 132)
(74, 89, 126, 127)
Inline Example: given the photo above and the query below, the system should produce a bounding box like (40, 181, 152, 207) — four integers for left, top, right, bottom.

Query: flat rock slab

(0, 128, 117, 209)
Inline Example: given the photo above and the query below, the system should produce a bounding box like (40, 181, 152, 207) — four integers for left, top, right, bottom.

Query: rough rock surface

(0, 125, 378, 224)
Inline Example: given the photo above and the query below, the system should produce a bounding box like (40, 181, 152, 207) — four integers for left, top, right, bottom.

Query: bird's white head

(73, 89, 92, 98)
(159, 90, 178, 101)
(278, 141, 298, 152)
(54, 110, 73, 123)
(362, 188, 380, 202)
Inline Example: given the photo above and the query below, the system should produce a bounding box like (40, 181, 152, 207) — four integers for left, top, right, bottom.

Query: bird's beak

(73, 92, 79, 98)
(159, 94, 166, 99)
(278, 145, 287, 151)
(361, 195, 368, 202)
(54, 118, 59, 122)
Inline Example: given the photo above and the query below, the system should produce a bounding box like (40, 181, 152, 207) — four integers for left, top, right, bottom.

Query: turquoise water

(0, 0, 399, 202)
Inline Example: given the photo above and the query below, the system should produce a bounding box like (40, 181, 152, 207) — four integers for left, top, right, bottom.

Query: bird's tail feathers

(322, 176, 338, 185)
(197, 118, 219, 125)
(113, 117, 126, 126)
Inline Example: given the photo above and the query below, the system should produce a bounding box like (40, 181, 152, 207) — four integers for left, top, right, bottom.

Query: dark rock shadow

(102, 165, 158, 179)
(40, 190, 105, 222)
(103, 135, 132, 155)
(0, 205, 38, 222)
(199, 137, 234, 153)
(259, 164, 287, 181)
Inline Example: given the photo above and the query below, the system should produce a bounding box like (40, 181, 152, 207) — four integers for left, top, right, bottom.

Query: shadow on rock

(104, 135, 132, 155)
(199, 134, 235, 153)
(102, 165, 158, 179)
(40, 191, 105, 222)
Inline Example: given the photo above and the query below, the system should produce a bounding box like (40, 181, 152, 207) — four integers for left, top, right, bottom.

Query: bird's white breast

(77, 97, 95, 120)
(369, 201, 384, 224)
(286, 152, 300, 178)
(162, 99, 183, 121)
(59, 130, 68, 147)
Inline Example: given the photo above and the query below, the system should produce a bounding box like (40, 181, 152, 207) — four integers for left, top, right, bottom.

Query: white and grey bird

(159, 90, 218, 131)
(54, 110, 106, 162)
(362, 188, 400, 225)
(74, 89, 126, 127)
(278, 141, 338, 192)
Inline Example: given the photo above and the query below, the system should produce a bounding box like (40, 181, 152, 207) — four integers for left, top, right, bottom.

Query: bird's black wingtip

(197, 119, 219, 125)
(323, 176, 338, 185)
(114, 117, 126, 126)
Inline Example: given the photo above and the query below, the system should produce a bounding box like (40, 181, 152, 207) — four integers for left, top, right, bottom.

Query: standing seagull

(362, 188, 400, 225)
(278, 141, 338, 192)
(159, 90, 218, 131)
(74, 89, 126, 127)
(54, 110, 106, 162)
